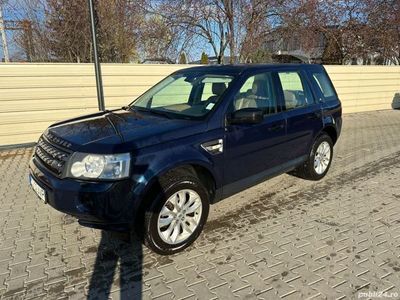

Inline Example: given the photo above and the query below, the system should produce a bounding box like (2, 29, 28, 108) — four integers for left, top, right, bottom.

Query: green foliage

(200, 52, 209, 64)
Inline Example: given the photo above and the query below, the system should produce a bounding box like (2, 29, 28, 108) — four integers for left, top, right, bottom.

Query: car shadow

(392, 92, 400, 109)
(87, 230, 143, 299)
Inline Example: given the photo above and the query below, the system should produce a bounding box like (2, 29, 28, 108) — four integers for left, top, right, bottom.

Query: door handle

(268, 124, 284, 132)
(307, 112, 320, 120)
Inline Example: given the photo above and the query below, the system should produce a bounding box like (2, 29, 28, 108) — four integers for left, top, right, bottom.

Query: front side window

(131, 73, 233, 119)
(233, 72, 277, 115)
(278, 71, 314, 110)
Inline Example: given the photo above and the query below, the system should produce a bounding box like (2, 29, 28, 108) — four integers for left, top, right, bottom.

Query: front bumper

(29, 157, 137, 231)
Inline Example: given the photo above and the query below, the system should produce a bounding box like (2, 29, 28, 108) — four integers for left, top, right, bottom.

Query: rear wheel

(142, 170, 209, 255)
(292, 133, 333, 180)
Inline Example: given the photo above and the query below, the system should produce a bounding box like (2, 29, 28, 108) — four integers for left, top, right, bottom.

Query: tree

(321, 35, 344, 65)
(144, 0, 283, 64)
(271, 0, 348, 63)
(362, 0, 400, 65)
(95, 0, 141, 63)
(43, 0, 141, 62)
(3, 0, 398, 65)
(178, 52, 187, 64)
(136, 13, 192, 63)
(200, 52, 209, 64)
(237, 0, 278, 63)
(145, 0, 230, 64)
(273, 0, 399, 65)
(45, 0, 92, 63)
(245, 49, 273, 63)
(2, 0, 52, 62)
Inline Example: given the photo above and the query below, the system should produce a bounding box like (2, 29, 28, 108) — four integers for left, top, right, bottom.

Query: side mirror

(229, 108, 264, 125)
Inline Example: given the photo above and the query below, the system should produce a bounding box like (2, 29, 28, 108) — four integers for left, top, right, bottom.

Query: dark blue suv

(29, 64, 342, 254)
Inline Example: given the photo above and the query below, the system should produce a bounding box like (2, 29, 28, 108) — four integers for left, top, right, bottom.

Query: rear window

(311, 72, 336, 101)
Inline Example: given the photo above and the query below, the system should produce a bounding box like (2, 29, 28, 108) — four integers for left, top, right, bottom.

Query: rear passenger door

(277, 70, 323, 161)
(307, 67, 342, 134)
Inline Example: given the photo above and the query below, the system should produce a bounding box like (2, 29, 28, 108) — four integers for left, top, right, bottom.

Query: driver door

(223, 72, 287, 196)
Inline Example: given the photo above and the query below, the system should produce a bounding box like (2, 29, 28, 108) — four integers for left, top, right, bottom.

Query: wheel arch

(321, 125, 338, 145)
(133, 160, 218, 226)
(150, 162, 217, 202)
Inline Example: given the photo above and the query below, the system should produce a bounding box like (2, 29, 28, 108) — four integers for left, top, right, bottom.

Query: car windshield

(130, 73, 234, 119)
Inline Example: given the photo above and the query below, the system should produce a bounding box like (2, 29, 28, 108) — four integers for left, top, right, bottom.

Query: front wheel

(293, 133, 333, 181)
(142, 170, 209, 255)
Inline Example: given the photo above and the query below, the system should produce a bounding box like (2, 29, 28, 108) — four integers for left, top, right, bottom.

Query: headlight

(67, 152, 131, 180)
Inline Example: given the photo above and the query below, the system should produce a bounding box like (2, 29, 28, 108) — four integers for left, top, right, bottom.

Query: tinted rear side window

(311, 72, 336, 101)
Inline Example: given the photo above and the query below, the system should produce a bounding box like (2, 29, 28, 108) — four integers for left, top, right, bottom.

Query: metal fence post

(88, 0, 105, 111)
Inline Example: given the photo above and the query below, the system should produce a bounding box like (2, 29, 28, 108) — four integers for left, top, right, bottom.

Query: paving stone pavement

(1, 110, 400, 300)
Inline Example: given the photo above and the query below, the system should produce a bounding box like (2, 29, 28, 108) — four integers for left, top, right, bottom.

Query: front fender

(129, 142, 223, 214)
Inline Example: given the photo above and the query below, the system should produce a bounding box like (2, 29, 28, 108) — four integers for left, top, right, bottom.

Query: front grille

(45, 131, 72, 149)
(35, 135, 72, 176)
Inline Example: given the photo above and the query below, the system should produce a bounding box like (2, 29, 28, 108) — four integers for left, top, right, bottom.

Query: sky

(0, 1, 26, 61)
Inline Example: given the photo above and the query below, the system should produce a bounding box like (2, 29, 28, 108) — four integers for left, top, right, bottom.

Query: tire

(142, 169, 209, 255)
(293, 133, 333, 181)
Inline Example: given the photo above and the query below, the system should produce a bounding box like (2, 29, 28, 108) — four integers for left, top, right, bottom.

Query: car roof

(174, 64, 323, 76)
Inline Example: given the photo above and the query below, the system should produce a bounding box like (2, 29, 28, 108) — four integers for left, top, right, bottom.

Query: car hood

(46, 109, 206, 153)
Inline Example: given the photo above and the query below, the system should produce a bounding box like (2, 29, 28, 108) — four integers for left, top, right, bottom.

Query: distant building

(266, 26, 398, 65)
(265, 27, 331, 64)
(190, 56, 239, 65)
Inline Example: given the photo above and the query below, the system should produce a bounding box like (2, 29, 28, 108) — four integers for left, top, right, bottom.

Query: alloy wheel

(157, 189, 203, 245)
(314, 141, 331, 175)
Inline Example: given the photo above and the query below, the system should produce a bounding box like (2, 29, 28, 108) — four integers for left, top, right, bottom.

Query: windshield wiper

(148, 109, 173, 119)
(104, 109, 126, 122)
(104, 113, 124, 142)
(130, 107, 172, 119)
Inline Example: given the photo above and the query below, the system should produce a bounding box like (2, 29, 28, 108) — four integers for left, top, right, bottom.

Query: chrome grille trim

(44, 131, 72, 149)
(35, 135, 71, 176)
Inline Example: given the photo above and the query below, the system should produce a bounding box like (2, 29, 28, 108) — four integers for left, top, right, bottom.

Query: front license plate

(30, 176, 47, 203)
